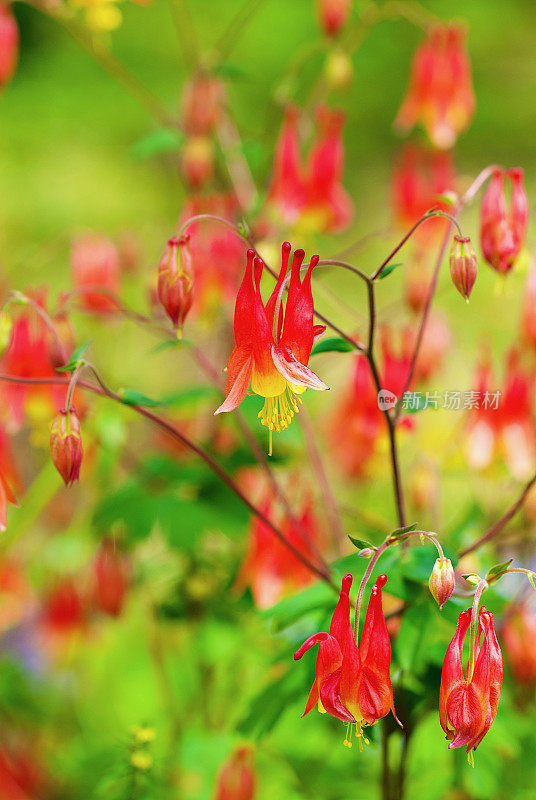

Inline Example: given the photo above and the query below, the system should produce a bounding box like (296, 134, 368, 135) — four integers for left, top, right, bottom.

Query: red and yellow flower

(294, 573, 399, 749)
(439, 607, 503, 764)
(215, 243, 328, 453)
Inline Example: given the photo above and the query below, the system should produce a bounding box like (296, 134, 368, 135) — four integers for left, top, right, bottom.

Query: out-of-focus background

(2, 0, 536, 798)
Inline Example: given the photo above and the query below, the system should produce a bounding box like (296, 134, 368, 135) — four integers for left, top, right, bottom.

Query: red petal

(215, 347, 253, 414)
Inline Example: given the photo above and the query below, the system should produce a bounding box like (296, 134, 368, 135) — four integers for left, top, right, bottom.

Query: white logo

(377, 389, 398, 411)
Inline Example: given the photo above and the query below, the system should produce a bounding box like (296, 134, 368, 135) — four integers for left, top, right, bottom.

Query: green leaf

(150, 338, 192, 355)
(348, 536, 376, 551)
(434, 192, 456, 207)
(311, 337, 356, 356)
(130, 128, 183, 160)
(529, 573, 536, 590)
(118, 388, 166, 408)
(389, 522, 418, 541)
(485, 559, 513, 581)
(463, 574, 480, 586)
(377, 262, 403, 280)
(262, 581, 335, 634)
(215, 62, 250, 81)
(57, 341, 91, 372)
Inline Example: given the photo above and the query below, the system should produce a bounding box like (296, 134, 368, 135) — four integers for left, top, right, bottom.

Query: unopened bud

(358, 548, 374, 559)
(180, 136, 214, 188)
(157, 235, 194, 335)
(449, 235, 477, 300)
(428, 557, 455, 610)
(317, 0, 351, 37)
(50, 407, 83, 486)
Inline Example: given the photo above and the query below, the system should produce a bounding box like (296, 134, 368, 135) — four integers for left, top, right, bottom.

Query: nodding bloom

(449, 235, 478, 301)
(0, 3, 18, 89)
(71, 234, 121, 313)
(180, 73, 223, 137)
(178, 194, 246, 314)
(439, 607, 503, 763)
(235, 495, 322, 609)
(267, 106, 353, 234)
(317, 0, 351, 37)
(395, 23, 475, 149)
(502, 604, 536, 689)
(50, 407, 83, 487)
(428, 557, 455, 610)
(93, 539, 130, 617)
(0, 423, 21, 532)
(480, 168, 528, 274)
(157, 235, 194, 335)
(214, 746, 256, 800)
(294, 574, 399, 750)
(465, 350, 535, 480)
(215, 243, 328, 454)
(0, 294, 66, 431)
(391, 143, 456, 247)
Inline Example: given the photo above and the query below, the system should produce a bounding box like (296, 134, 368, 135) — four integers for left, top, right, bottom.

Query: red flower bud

(93, 539, 130, 617)
(181, 73, 223, 136)
(0, 3, 18, 89)
(214, 746, 256, 800)
(317, 0, 351, 37)
(157, 235, 194, 334)
(480, 167, 528, 274)
(180, 136, 214, 188)
(449, 235, 477, 300)
(428, 557, 455, 609)
(50, 407, 83, 486)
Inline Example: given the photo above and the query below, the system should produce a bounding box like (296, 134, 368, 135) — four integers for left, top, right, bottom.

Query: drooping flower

(501, 604, 536, 690)
(0, 3, 18, 90)
(317, 0, 351, 37)
(71, 234, 121, 313)
(180, 72, 224, 137)
(428, 557, 455, 610)
(50, 407, 83, 486)
(449, 235, 477, 301)
(214, 746, 256, 800)
(480, 168, 528, 274)
(391, 143, 456, 247)
(215, 243, 328, 453)
(439, 607, 503, 763)
(465, 350, 535, 480)
(92, 539, 130, 617)
(395, 23, 475, 149)
(266, 106, 353, 234)
(157, 235, 194, 335)
(294, 573, 399, 749)
(235, 495, 322, 609)
(178, 194, 246, 314)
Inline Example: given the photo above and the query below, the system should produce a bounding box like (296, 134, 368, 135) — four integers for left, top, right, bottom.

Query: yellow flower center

(343, 720, 370, 752)
(258, 385, 303, 455)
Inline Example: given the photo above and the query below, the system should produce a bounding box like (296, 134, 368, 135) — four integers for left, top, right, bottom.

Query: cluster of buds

(214, 746, 256, 800)
(480, 167, 528, 274)
(449, 235, 478, 300)
(179, 73, 223, 190)
(428, 556, 455, 609)
(157, 235, 194, 336)
(317, 0, 351, 37)
(395, 23, 475, 150)
(0, 3, 18, 90)
(50, 407, 83, 486)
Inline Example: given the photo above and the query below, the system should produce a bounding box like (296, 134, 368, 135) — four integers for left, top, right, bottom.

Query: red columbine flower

(480, 168, 528, 274)
(157, 235, 194, 335)
(391, 143, 456, 248)
(235, 495, 322, 608)
(266, 106, 353, 234)
(465, 350, 535, 480)
(439, 607, 503, 763)
(215, 243, 328, 454)
(71, 234, 121, 312)
(178, 194, 246, 314)
(50, 407, 83, 486)
(214, 746, 256, 800)
(395, 23, 475, 149)
(93, 539, 130, 617)
(317, 0, 351, 37)
(294, 574, 399, 749)
(0, 3, 18, 90)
